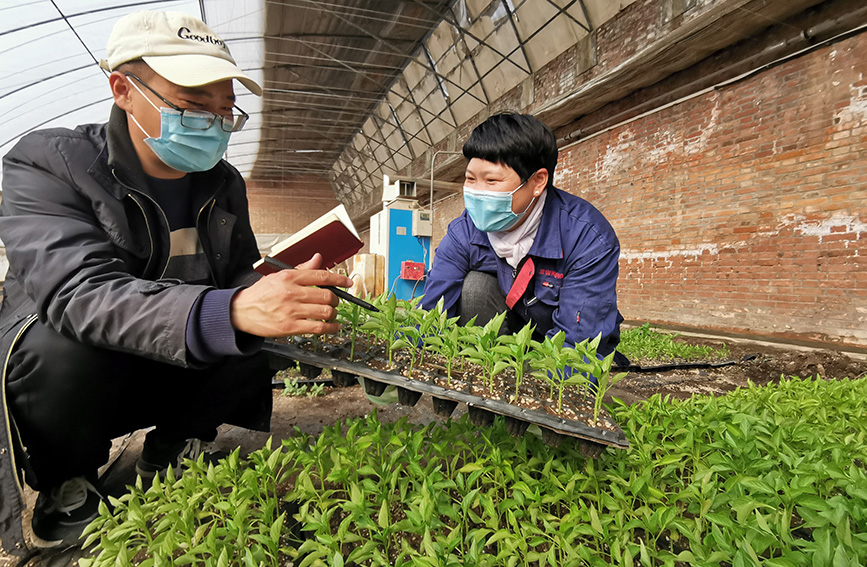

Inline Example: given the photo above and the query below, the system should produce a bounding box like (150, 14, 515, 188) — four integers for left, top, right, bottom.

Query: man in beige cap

(0, 10, 351, 551)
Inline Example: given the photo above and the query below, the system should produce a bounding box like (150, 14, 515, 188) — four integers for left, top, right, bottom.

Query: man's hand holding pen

(230, 253, 354, 337)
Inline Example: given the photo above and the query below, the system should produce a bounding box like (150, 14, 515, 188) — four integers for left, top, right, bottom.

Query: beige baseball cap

(99, 10, 262, 96)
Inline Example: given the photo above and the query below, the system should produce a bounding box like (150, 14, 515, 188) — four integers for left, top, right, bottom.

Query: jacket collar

(469, 186, 564, 260)
(105, 104, 150, 195)
(527, 187, 563, 259)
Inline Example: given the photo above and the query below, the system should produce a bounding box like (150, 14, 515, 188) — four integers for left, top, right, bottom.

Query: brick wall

(417, 25, 866, 350)
(555, 33, 866, 348)
(246, 176, 341, 234)
(351, 0, 866, 349)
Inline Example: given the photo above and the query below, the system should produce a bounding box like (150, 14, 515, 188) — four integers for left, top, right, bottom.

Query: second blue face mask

(128, 81, 231, 173)
(463, 181, 535, 232)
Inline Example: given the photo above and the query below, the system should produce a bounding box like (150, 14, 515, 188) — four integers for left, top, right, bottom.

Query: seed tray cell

(263, 341, 629, 452)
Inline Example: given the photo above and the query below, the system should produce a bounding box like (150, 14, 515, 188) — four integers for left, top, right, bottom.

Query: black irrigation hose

(614, 354, 758, 373)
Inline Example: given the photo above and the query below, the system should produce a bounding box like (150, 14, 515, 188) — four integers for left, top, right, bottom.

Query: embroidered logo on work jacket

(539, 269, 564, 279)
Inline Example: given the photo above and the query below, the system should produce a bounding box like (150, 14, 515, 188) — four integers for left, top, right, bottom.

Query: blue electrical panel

(386, 208, 430, 300)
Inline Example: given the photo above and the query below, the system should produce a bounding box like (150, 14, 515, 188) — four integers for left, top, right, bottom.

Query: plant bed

(267, 296, 630, 451)
(263, 340, 629, 451)
(80, 375, 867, 567)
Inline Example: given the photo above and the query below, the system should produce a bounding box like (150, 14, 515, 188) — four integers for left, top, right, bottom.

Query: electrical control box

(375, 175, 431, 299)
(400, 260, 426, 280)
(412, 209, 432, 236)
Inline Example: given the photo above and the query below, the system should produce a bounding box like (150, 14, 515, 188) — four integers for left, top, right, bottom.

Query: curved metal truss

(251, 0, 595, 211)
(1, 0, 594, 207)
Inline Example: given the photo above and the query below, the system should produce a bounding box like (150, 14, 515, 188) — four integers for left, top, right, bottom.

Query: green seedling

(619, 322, 730, 361)
(424, 311, 464, 385)
(491, 320, 539, 402)
(392, 297, 425, 378)
(416, 296, 447, 366)
(81, 376, 867, 567)
(360, 294, 407, 367)
(459, 311, 507, 393)
(336, 296, 369, 361)
(282, 378, 325, 398)
(590, 350, 627, 424)
(529, 330, 572, 403)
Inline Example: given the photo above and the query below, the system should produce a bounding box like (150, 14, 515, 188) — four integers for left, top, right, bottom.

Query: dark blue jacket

(421, 186, 623, 356)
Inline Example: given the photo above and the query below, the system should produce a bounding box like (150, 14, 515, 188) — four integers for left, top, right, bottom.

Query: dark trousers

(458, 271, 530, 337)
(5, 322, 274, 490)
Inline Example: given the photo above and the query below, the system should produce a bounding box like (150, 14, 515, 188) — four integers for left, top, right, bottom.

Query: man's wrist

(187, 288, 263, 362)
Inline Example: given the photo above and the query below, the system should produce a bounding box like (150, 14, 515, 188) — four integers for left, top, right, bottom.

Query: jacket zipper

(111, 169, 170, 278)
(2, 313, 38, 497)
(196, 197, 219, 285)
(128, 194, 167, 278)
(134, 192, 172, 279)
(113, 169, 226, 282)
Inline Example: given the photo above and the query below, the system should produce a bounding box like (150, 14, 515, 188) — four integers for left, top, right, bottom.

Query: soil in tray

(291, 335, 620, 435)
(280, 331, 867, 406)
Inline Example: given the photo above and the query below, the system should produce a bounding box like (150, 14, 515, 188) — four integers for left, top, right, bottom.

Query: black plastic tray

(264, 340, 629, 451)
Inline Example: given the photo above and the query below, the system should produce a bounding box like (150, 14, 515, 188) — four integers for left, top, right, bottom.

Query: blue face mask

(463, 181, 536, 232)
(128, 82, 231, 173)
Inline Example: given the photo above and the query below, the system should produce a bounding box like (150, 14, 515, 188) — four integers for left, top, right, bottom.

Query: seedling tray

(264, 340, 629, 454)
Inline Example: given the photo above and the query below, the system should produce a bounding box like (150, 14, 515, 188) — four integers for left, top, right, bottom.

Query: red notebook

(253, 204, 363, 275)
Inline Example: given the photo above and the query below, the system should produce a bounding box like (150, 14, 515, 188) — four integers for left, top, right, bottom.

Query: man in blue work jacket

(422, 113, 626, 363)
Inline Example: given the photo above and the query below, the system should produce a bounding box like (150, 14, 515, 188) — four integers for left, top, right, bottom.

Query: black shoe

(136, 438, 226, 481)
(31, 477, 102, 548)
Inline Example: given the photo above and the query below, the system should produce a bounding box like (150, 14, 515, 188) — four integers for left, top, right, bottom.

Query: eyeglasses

(124, 73, 249, 133)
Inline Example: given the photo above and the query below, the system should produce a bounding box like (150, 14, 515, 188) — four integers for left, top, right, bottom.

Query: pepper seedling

(459, 311, 507, 393)
(423, 311, 464, 386)
(360, 294, 407, 367)
(336, 295, 369, 362)
(392, 297, 425, 378)
(491, 320, 539, 402)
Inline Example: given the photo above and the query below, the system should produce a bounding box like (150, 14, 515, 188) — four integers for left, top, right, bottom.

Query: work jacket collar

(469, 186, 564, 260)
(103, 104, 149, 196)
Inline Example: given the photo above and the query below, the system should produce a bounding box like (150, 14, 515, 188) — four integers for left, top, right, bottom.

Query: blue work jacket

(421, 186, 623, 357)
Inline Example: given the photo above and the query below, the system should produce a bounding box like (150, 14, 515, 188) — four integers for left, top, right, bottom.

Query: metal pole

(429, 150, 463, 228)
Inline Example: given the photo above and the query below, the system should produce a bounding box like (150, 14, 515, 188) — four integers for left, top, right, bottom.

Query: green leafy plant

(424, 310, 464, 385)
(82, 376, 867, 567)
(619, 322, 730, 361)
(390, 296, 425, 378)
(589, 351, 628, 424)
(491, 320, 539, 402)
(528, 330, 575, 407)
(459, 311, 507, 393)
(360, 294, 407, 367)
(282, 378, 326, 398)
(336, 296, 369, 362)
(416, 297, 448, 366)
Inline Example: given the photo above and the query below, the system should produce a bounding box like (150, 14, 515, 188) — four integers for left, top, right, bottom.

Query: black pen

(262, 256, 380, 312)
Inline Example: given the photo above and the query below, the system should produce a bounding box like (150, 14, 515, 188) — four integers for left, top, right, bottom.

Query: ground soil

(6, 333, 866, 566)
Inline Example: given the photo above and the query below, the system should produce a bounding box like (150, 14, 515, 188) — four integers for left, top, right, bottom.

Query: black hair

(462, 113, 558, 186)
(114, 59, 154, 80)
